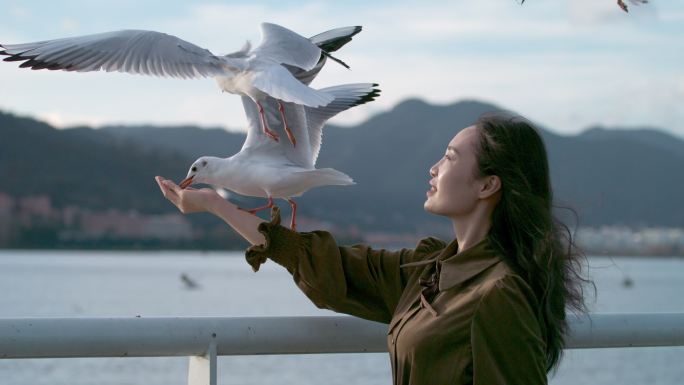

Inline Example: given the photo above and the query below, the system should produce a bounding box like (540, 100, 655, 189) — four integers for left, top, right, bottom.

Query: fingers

(163, 181, 179, 197)
(155, 176, 167, 195)
(155, 176, 178, 200)
(163, 178, 181, 195)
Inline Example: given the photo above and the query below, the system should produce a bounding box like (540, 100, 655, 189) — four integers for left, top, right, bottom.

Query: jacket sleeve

(245, 206, 444, 324)
(470, 275, 548, 385)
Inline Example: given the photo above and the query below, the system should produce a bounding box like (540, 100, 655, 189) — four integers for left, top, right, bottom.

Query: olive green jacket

(246, 207, 547, 385)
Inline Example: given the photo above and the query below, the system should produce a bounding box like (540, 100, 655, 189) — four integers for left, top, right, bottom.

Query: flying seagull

(617, 0, 648, 13)
(519, 0, 647, 13)
(176, 28, 379, 231)
(0, 23, 348, 146)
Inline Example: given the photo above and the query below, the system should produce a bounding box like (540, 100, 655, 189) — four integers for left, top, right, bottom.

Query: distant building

(61, 206, 81, 227)
(17, 195, 56, 226)
(577, 226, 684, 255)
(77, 209, 144, 239)
(1, 190, 682, 253)
(66, 209, 193, 240)
(0, 192, 14, 246)
(141, 214, 194, 240)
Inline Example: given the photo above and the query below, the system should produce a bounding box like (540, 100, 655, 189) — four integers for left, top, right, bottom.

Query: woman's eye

(444, 154, 451, 160)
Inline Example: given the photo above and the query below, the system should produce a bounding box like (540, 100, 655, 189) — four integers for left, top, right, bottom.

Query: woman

(156, 114, 591, 385)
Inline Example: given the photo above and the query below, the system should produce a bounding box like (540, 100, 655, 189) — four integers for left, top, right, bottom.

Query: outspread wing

(305, 83, 381, 166)
(285, 25, 362, 86)
(239, 83, 380, 169)
(0, 30, 233, 78)
(238, 26, 367, 168)
(310, 26, 362, 53)
(240, 95, 314, 168)
(250, 23, 321, 71)
(251, 62, 334, 107)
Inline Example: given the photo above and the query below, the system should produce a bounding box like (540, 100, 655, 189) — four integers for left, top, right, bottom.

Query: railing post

(188, 340, 217, 385)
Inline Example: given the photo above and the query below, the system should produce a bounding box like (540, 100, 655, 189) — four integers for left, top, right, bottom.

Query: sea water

(0, 250, 682, 385)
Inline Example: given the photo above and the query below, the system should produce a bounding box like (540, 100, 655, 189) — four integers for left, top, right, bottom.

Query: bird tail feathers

(284, 168, 354, 197)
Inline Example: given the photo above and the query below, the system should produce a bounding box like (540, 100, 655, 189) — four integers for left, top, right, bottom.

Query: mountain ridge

(2, 98, 683, 233)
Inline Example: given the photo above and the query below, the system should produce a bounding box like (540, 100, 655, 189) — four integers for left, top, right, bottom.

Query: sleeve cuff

(245, 205, 303, 272)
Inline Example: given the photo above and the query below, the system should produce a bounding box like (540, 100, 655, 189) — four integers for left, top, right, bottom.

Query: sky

(1, 0, 683, 138)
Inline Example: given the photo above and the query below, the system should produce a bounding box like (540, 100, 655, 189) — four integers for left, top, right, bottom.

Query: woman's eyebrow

(447, 146, 459, 154)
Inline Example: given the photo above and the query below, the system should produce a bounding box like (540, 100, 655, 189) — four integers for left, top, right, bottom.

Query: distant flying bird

(518, 0, 648, 13)
(617, 0, 648, 13)
(180, 273, 199, 290)
(0, 23, 350, 147)
(176, 28, 379, 231)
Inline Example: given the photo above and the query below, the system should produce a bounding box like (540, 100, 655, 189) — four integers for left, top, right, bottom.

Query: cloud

(9, 5, 31, 20)
(59, 19, 80, 33)
(0, 0, 681, 139)
(37, 111, 107, 129)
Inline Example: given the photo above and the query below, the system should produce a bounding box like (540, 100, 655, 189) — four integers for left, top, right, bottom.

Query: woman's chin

(423, 198, 436, 214)
(424, 198, 450, 217)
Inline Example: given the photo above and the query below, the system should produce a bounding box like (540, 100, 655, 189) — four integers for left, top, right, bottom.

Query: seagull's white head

(179, 156, 219, 189)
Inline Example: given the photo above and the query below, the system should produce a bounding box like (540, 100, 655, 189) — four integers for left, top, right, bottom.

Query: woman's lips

(426, 184, 437, 196)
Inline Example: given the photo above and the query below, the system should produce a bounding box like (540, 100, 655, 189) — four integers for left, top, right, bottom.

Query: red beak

(179, 175, 194, 189)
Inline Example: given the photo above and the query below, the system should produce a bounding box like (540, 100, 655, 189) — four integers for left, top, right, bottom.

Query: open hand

(155, 176, 221, 214)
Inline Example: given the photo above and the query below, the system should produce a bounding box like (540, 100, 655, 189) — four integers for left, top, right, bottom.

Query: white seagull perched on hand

(176, 29, 380, 231)
(0, 22, 345, 147)
(178, 82, 380, 231)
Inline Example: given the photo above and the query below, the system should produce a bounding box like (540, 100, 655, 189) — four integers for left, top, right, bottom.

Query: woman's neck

(450, 205, 493, 254)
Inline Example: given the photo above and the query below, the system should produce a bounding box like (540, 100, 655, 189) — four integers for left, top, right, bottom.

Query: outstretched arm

(155, 176, 266, 245)
(156, 176, 445, 324)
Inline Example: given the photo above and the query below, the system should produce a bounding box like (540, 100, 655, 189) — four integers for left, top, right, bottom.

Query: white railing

(1, 313, 683, 385)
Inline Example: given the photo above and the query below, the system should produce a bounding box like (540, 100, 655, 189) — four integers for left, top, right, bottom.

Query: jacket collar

(436, 237, 501, 291)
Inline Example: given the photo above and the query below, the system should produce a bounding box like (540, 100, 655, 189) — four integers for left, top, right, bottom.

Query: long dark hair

(473, 113, 594, 373)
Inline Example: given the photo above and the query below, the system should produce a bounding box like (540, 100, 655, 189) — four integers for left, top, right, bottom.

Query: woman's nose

(429, 163, 438, 177)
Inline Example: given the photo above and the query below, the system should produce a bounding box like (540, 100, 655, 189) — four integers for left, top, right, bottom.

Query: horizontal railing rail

(1, 313, 683, 385)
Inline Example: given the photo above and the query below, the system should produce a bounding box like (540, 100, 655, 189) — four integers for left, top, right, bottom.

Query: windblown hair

(473, 114, 594, 373)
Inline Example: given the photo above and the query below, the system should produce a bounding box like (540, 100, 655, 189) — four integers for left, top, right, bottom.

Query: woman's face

(424, 125, 483, 217)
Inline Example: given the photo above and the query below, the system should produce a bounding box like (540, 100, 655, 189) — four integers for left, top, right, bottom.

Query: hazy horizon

(3, 96, 683, 142)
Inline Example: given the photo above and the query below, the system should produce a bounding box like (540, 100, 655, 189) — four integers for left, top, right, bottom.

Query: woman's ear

(479, 175, 501, 200)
